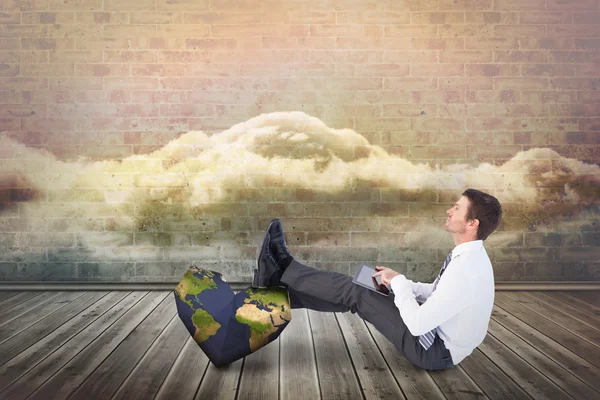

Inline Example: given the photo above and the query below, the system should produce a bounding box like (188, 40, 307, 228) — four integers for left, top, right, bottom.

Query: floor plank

(0, 292, 45, 314)
(0, 291, 139, 395)
(336, 311, 406, 399)
(491, 304, 600, 393)
(567, 291, 600, 308)
(477, 333, 571, 400)
(365, 320, 446, 400)
(111, 313, 191, 400)
(428, 365, 489, 400)
(0, 289, 598, 399)
(0, 291, 162, 400)
(0, 291, 87, 343)
(236, 331, 280, 400)
(279, 309, 320, 400)
(0, 291, 62, 326)
(308, 309, 363, 399)
(502, 292, 600, 348)
(0, 291, 112, 366)
(488, 318, 599, 400)
(194, 358, 243, 399)
(0, 292, 20, 303)
(528, 291, 600, 330)
(494, 294, 600, 368)
(154, 336, 210, 400)
(544, 291, 600, 319)
(45, 292, 175, 400)
(459, 348, 531, 399)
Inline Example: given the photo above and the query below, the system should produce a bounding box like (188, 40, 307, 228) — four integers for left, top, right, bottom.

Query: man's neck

(453, 235, 478, 246)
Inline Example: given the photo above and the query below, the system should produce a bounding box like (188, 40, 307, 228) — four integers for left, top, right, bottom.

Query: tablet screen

(354, 265, 390, 295)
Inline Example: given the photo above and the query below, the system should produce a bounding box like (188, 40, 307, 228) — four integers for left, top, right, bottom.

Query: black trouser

(280, 259, 455, 371)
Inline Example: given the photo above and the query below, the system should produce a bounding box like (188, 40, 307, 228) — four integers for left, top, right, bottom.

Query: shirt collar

(450, 240, 483, 259)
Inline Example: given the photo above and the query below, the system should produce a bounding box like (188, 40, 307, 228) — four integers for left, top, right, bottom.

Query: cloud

(1, 111, 599, 269)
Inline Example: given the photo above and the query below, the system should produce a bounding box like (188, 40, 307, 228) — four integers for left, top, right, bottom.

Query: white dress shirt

(390, 240, 495, 365)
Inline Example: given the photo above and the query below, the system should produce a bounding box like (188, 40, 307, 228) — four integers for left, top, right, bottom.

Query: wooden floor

(0, 290, 599, 400)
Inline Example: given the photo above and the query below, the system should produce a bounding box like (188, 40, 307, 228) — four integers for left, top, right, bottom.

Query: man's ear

(468, 219, 479, 229)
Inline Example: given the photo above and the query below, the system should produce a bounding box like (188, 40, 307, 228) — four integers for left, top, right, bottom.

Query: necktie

(418, 250, 453, 350)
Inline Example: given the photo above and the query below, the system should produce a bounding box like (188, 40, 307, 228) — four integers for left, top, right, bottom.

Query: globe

(174, 266, 292, 367)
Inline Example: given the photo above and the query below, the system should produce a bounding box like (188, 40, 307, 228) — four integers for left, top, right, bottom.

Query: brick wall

(0, 0, 599, 283)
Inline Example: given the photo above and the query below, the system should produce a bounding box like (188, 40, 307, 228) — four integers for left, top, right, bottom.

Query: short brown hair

(462, 188, 502, 241)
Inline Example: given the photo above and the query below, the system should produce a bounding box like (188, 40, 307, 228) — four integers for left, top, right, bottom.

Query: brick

(576, 63, 600, 77)
(355, 118, 410, 131)
(383, 104, 437, 118)
(521, 91, 575, 104)
(383, 77, 437, 90)
(156, 0, 210, 11)
(411, 38, 464, 50)
(549, 51, 600, 63)
(466, 145, 523, 160)
(547, 0, 597, 10)
(0, 104, 46, 118)
(130, 12, 183, 24)
(495, 25, 547, 38)
(306, 232, 350, 247)
(21, 12, 70, 24)
(576, 38, 600, 49)
(0, 24, 47, 37)
(21, 118, 76, 131)
(350, 232, 407, 247)
(413, 12, 464, 24)
(0, 38, 19, 50)
(76, 63, 130, 77)
(0, 64, 19, 76)
(550, 77, 600, 90)
(309, 24, 366, 37)
(133, 64, 185, 76)
(466, 11, 518, 24)
(440, 24, 494, 38)
(495, 78, 548, 90)
(466, 37, 519, 49)
(183, 11, 260, 24)
(520, 12, 572, 24)
(0, 118, 20, 130)
(50, 50, 102, 63)
(22, 38, 74, 50)
(386, 24, 438, 37)
(352, 63, 408, 77)
(440, 77, 494, 90)
(573, 11, 600, 24)
(466, 90, 520, 104)
(466, 64, 521, 76)
(579, 91, 600, 103)
(440, 50, 493, 63)
(76, 90, 130, 103)
(493, 0, 545, 10)
(496, 104, 548, 117)
(548, 25, 600, 37)
(521, 64, 575, 77)
(49, 0, 102, 10)
(411, 63, 464, 76)
(157, 24, 210, 37)
(76, 37, 149, 50)
(75, 12, 129, 24)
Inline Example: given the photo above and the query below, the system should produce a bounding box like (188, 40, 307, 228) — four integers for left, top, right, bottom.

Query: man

(252, 188, 502, 371)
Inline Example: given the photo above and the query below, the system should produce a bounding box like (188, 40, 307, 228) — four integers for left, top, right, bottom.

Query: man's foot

(267, 218, 294, 269)
(252, 220, 284, 289)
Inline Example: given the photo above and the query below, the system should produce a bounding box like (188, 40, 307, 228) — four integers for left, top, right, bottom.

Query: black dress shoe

(267, 218, 294, 269)
(252, 221, 284, 289)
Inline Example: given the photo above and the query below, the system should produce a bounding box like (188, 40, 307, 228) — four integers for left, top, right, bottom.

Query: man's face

(443, 195, 471, 234)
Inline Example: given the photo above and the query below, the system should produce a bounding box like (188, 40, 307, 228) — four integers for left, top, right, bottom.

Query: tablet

(352, 265, 391, 296)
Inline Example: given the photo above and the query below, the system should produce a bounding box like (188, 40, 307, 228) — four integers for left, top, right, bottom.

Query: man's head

(443, 188, 502, 242)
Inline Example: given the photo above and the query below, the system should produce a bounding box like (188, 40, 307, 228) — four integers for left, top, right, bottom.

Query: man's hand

(372, 266, 401, 286)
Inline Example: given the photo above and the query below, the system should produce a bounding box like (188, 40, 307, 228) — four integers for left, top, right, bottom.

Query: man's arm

(411, 281, 434, 302)
(390, 268, 471, 336)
